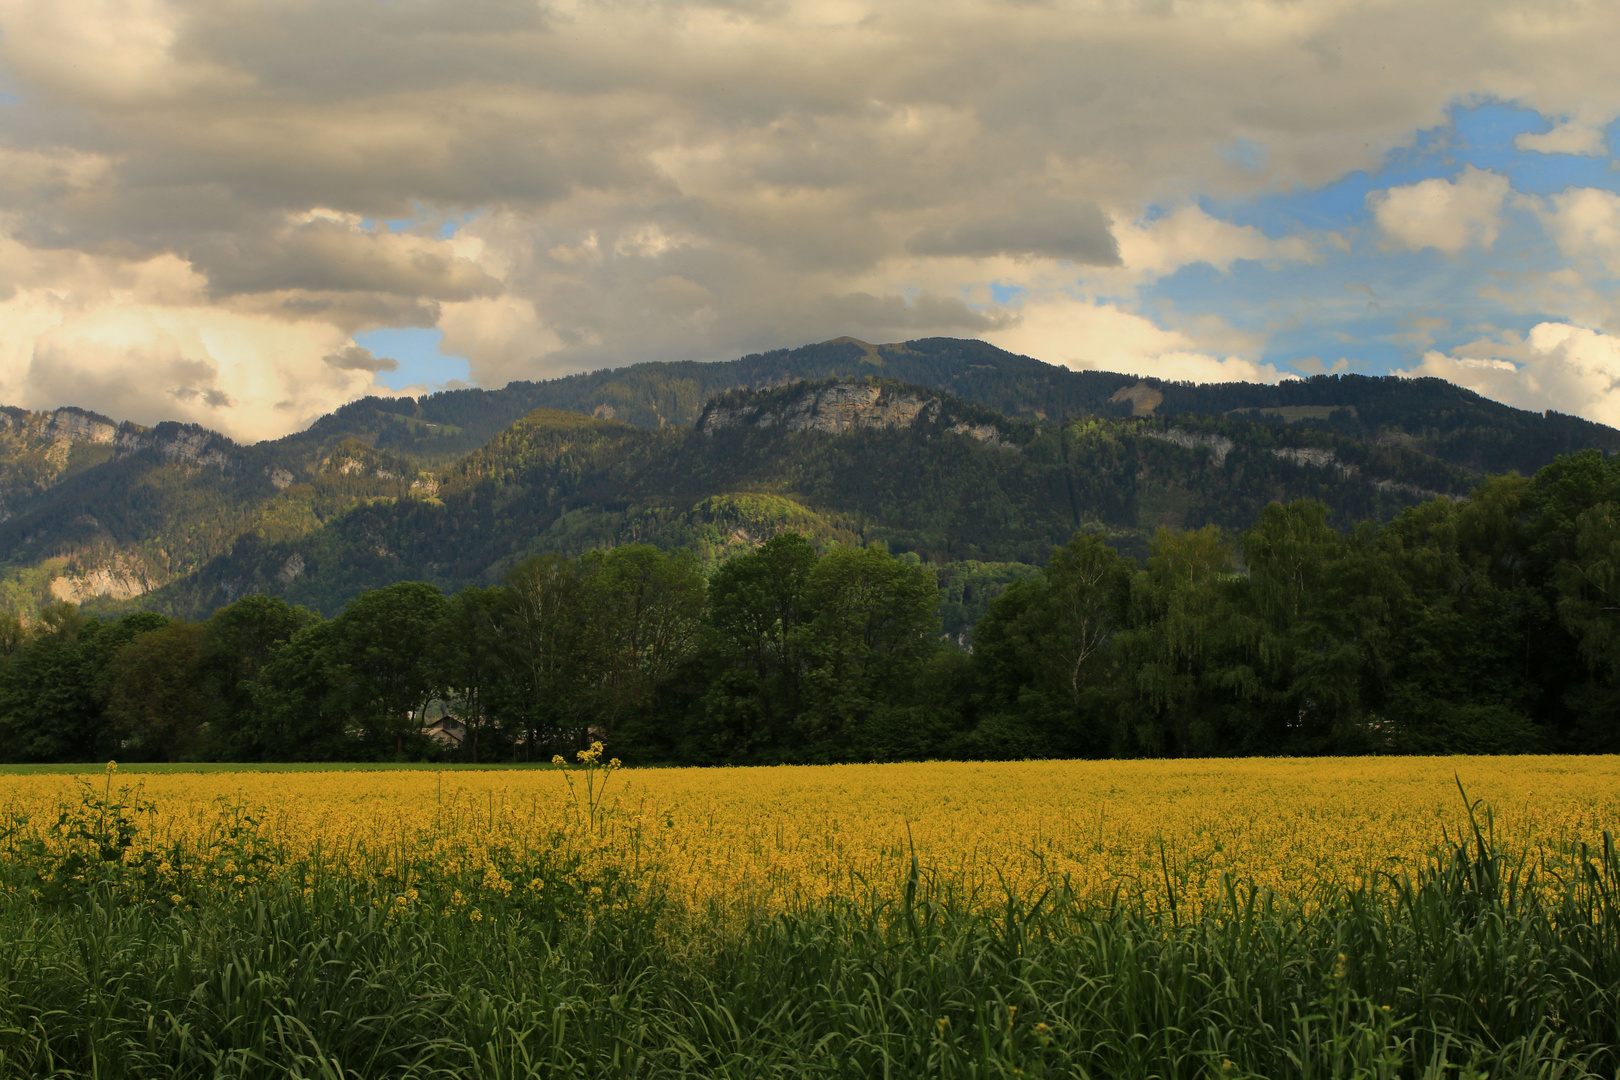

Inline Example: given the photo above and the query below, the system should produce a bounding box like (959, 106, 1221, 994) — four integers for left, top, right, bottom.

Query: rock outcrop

(1146, 428, 1236, 466)
(0, 407, 120, 448)
(699, 382, 1019, 453)
(947, 421, 1016, 450)
(1271, 445, 1357, 478)
(0, 408, 239, 472)
(49, 553, 154, 602)
(703, 383, 943, 435)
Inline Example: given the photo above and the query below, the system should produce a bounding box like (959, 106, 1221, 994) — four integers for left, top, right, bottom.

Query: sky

(3, 0, 1620, 443)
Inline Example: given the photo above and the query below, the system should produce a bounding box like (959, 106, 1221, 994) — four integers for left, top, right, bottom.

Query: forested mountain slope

(204, 336, 1617, 478)
(392, 336, 1618, 477)
(146, 378, 1476, 616)
(0, 336, 1611, 618)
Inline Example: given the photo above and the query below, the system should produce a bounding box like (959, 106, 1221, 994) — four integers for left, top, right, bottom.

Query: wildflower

(105, 761, 117, 775)
(469, 908, 483, 923)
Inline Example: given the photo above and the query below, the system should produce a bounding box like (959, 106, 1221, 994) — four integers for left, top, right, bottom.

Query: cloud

(1539, 187, 1620, 274)
(1087, 204, 1323, 295)
(907, 199, 1120, 263)
(0, 239, 386, 442)
(1367, 166, 1511, 253)
(323, 345, 397, 374)
(983, 294, 1292, 385)
(0, 1, 1618, 433)
(1515, 112, 1611, 156)
(1398, 322, 1620, 429)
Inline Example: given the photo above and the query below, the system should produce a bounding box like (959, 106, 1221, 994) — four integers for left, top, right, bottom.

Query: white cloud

(983, 294, 1293, 385)
(1116, 205, 1318, 278)
(1367, 166, 1511, 253)
(0, 1, 1616, 431)
(1539, 187, 1620, 275)
(1398, 322, 1620, 429)
(1515, 112, 1611, 156)
(0, 239, 386, 442)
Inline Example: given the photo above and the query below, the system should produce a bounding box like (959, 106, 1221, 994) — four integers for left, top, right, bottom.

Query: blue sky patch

(353, 327, 472, 392)
(1131, 100, 1620, 378)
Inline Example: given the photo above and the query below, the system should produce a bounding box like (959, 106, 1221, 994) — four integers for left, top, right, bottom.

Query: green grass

(0, 804, 1616, 1078)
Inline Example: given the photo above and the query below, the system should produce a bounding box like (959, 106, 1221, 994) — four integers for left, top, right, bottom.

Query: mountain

(0, 337, 1611, 619)
(338, 336, 1616, 477)
(231, 337, 1619, 477)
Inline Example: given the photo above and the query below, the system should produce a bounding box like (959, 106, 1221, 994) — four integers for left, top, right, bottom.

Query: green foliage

(792, 544, 940, 762)
(432, 586, 507, 764)
(251, 583, 452, 761)
(691, 533, 818, 761)
(196, 594, 321, 759)
(576, 544, 707, 732)
(104, 621, 209, 763)
(0, 804, 1615, 1076)
(967, 534, 1132, 757)
(0, 336, 1606, 631)
(13, 428, 1620, 764)
(0, 607, 166, 763)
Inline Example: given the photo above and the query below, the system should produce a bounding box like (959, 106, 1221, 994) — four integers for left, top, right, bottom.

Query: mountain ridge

(0, 337, 1612, 619)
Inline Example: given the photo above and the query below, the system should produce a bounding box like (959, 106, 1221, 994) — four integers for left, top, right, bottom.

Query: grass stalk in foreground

(0, 798, 1616, 1079)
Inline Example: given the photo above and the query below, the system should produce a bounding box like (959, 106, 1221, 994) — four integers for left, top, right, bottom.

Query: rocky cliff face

(1146, 427, 1235, 466)
(699, 382, 1015, 450)
(702, 383, 942, 435)
(48, 552, 155, 603)
(0, 407, 120, 448)
(0, 407, 240, 476)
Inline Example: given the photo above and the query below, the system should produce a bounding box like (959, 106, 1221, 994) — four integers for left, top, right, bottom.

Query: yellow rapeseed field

(2, 755, 1616, 917)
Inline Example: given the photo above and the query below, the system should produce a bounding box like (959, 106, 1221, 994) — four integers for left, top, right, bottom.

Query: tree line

(4, 448, 1620, 764)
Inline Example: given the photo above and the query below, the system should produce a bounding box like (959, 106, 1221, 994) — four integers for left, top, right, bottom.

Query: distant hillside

(142, 378, 1475, 616)
(285, 337, 1620, 480)
(0, 336, 1611, 618)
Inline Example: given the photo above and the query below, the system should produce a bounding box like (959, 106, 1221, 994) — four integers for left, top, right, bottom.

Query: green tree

(0, 612, 27, 660)
(0, 606, 167, 763)
(1241, 501, 1374, 752)
(1551, 501, 1620, 748)
(499, 554, 588, 757)
(1116, 525, 1245, 757)
(329, 582, 450, 757)
(434, 586, 509, 763)
(578, 545, 706, 740)
(105, 622, 208, 762)
(1369, 486, 1545, 753)
(794, 544, 940, 761)
(199, 594, 320, 759)
(253, 620, 353, 761)
(696, 532, 818, 759)
(968, 532, 1132, 757)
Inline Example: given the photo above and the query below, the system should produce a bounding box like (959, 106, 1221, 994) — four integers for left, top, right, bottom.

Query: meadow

(0, 755, 1616, 1078)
